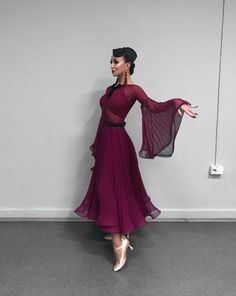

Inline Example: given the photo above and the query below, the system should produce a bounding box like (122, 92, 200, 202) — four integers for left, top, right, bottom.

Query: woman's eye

(110, 60, 118, 64)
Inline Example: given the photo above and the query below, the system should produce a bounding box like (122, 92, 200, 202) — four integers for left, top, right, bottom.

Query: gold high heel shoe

(113, 238, 134, 272)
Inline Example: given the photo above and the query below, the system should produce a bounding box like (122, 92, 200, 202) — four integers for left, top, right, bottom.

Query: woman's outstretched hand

(178, 104, 198, 118)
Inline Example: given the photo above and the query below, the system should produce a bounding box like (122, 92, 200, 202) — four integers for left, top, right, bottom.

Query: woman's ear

(126, 62, 131, 72)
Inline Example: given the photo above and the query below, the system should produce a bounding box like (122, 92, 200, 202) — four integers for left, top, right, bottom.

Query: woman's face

(110, 55, 130, 76)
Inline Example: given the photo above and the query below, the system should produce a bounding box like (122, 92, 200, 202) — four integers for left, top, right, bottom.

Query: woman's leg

(112, 233, 122, 263)
(112, 233, 122, 249)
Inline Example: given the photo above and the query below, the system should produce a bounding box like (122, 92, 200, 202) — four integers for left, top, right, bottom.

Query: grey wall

(0, 0, 235, 220)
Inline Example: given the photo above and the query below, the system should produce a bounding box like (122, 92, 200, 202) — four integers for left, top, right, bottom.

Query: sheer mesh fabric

(123, 85, 191, 158)
(90, 84, 191, 160)
(74, 83, 191, 232)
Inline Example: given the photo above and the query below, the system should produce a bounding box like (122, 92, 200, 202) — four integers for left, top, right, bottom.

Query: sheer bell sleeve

(132, 85, 191, 158)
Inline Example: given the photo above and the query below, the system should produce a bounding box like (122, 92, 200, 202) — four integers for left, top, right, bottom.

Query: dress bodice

(91, 83, 191, 158)
(100, 84, 136, 123)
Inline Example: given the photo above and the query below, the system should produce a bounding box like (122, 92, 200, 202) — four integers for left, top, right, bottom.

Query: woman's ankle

(112, 233, 122, 249)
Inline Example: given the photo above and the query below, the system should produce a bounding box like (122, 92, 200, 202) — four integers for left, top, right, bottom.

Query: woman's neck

(116, 77, 133, 85)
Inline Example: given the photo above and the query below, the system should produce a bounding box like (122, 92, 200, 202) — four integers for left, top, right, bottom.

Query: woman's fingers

(188, 108, 198, 118)
(178, 108, 183, 117)
(189, 106, 198, 116)
(179, 104, 198, 118)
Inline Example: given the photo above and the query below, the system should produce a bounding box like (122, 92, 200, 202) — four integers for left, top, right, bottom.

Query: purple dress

(74, 83, 191, 234)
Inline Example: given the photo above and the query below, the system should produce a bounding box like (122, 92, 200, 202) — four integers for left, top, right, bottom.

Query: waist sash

(103, 120, 126, 127)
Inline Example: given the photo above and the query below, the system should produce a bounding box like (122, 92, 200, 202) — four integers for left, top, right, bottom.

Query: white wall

(0, 0, 235, 220)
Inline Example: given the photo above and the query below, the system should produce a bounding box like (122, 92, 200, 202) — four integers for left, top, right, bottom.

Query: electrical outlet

(209, 164, 224, 176)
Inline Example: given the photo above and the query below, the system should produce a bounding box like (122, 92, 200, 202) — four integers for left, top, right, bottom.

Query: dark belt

(104, 120, 126, 127)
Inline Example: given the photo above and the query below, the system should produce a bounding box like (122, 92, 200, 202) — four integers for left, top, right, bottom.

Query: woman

(74, 47, 198, 272)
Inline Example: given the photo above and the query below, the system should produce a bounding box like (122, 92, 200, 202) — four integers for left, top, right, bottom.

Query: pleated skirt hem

(74, 122, 161, 234)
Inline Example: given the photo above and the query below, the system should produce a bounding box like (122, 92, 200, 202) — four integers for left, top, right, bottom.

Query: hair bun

(130, 62, 135, 75)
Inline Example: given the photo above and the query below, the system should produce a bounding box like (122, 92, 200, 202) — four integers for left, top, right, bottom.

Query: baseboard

(0, 208, 236, 221)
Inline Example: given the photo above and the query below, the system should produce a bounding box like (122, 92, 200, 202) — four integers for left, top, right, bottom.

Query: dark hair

(129, 62, 135, 75)
(112, 47, 137, 75)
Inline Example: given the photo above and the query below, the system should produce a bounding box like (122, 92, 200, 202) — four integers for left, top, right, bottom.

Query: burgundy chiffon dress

(74, 83, 191, 234)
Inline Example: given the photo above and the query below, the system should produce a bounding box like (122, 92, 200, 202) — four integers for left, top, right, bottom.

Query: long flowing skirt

(74, 120, 161, 234)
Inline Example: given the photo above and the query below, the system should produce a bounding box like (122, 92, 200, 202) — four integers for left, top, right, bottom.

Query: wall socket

(209, 164, 224, 176)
